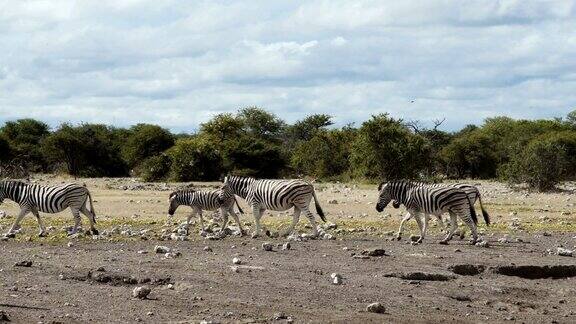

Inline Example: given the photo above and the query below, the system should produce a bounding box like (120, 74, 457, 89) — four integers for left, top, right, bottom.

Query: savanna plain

(1, 176, 575, 323)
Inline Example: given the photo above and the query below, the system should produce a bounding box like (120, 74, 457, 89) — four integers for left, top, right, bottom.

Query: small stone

(132, 286, 151, 299)
(137, 250, 148, 254)
(165, 252, 182, 258)
(331, 273, 343, 285)
(366, 302, 386, 314)
(232, 257, 241, 265)
(231, 266, 239, 273)
(261, 242, 273, 251)
(281, 242, 291, 250)
(147, 311, 154, 316)
(557, 247, 573, 257)
(67, 242, 74, 247)
(328, 199, 338, 204)
(167, 284, 174, 290)
(154, 245, 171, 254)
(203, 246, 212, 252)
(475, 241, 489, 248)
(273, 312, 288, 320)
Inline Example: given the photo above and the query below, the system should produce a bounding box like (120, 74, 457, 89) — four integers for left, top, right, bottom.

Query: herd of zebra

(0, 176, 491, 244)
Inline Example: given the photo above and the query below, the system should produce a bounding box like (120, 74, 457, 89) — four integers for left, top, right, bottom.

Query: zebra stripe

(0, 180, 98, 237)
(376, 180, 480, 244)
(390, 182, 490, 240)
(168, 183, 244, 235)
(224, 175, 325, 237)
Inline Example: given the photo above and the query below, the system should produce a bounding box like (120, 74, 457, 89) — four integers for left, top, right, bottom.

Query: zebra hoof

(5, 233, 15, 239)
(91, 229, 99, 235)
(438, 240, 449, 245)
(395, 236, 402, 241)
(38, 231, 48, 238)
(251, 233, 260, 239)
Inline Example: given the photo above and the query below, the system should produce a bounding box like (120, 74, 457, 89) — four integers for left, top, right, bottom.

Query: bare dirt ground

(1, 176, 575, 323)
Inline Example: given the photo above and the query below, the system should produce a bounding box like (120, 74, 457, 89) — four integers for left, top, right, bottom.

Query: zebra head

(218, 182, 233, 204)
(376, 182, 392, 212)
(167, 191, 182, 217)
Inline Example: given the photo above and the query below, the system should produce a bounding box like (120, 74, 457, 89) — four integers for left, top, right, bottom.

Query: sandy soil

(0, 176, 575, 323)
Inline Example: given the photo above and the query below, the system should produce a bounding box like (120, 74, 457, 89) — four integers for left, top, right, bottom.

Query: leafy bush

(139, 154, 172, 182)
(350, 114, 431, 180)
(500, 131, 576, 191)
(291, 129, 353, 179)
(42, 124, 127, 177)
(167, 137, 223, 181)
(0, 135, 11, 162)
(0, 119, 49, 171)
(122, 124, 175, 169)
(439, 130, 498, 179)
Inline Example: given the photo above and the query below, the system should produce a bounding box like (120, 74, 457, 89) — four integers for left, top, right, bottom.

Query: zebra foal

(0, 180, 98, 237)
(223, 175, 326, 238)
(167, 182, 245, 235)
(393, 182, 490, 240)
(376, 181, 480, 244)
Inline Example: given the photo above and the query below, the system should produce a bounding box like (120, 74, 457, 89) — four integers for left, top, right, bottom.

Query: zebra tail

(468, 196, 477, 225)
(312, 189, 326, 222)
(477, 191, 490, 225)
(87, 190, 97, 223)
(234, 196, 244, 214)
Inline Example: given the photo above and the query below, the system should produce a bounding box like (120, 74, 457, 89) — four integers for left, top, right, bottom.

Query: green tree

(1, 119, 49, 170)
(122, 124, 175, 168)
(500, 131, 576, 191)
(350, 114, 431, 180)
(42, 124, 127, 177)
(0, 135, 12, 162)
(237, 107, 285, 140)
(291, 128, 354, 179)
(439, 130, 498, 178)
(167, 137, 223, 181)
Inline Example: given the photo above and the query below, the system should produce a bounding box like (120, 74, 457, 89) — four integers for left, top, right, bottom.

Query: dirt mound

(492, 265, 576, 279)
(68, 269, 173, 286)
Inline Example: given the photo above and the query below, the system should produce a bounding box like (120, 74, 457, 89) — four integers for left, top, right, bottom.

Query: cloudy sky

(0, 0, 575, 131)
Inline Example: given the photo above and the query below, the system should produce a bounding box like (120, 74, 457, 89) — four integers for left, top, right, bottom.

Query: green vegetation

(2, 108, 576, 191)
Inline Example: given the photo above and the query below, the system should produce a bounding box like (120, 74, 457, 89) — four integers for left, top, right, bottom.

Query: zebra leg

(303, 207, 319, 237)
(440, 212, 458, 244)
(219, 207, 229, 234)
(197, 210, 206, 232)
(80, 206, 99, 235)
(228, 209, 244, 236)
(396, 212, 412, 240)
(251, 206, 264, 238)
(282, 207, 301, 237)
(69, 208, 82, 235)
(31, 208, 47, 237)
(6, 208, 30, 238)
(416, 213, 428, 244)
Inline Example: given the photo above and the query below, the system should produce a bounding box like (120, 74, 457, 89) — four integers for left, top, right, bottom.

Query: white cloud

(0, 0, 575, 131)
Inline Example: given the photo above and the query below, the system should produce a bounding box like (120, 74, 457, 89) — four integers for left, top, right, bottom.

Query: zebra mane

(169, 188, 195, 199)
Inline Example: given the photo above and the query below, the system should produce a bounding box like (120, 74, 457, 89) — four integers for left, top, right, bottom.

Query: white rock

(557, 247, 574, 257)
(132, 286, 151, 299)
(366, 302, 386, 314)
(232, 257, 241, 265)
(282, 242, 291, 250)
(331, 273, 343, 285)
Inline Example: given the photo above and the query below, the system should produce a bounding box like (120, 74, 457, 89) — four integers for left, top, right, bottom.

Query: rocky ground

(0, 176, 575, 323)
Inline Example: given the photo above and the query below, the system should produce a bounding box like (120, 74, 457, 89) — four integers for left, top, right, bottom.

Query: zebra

(376, 180, 482, 244)
(167, 182, 245, 235)
(393, 182, 490, 240)
(0, 180, 98, 238)
(223, 175, 326, 238)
